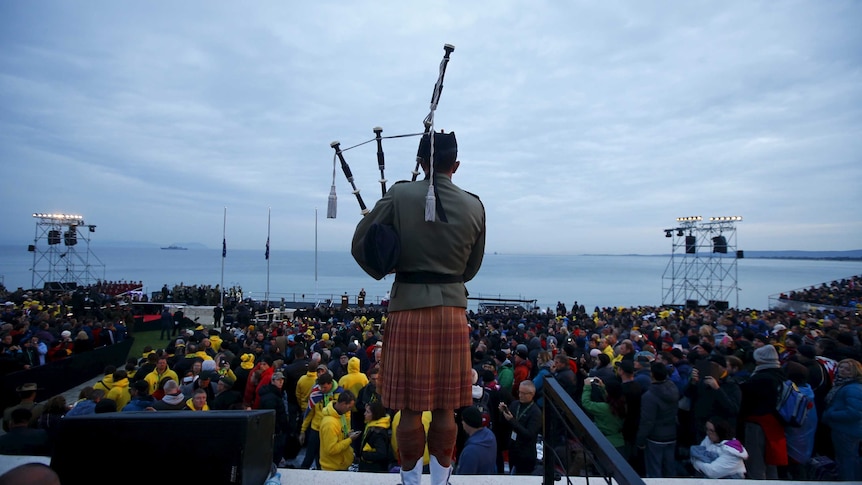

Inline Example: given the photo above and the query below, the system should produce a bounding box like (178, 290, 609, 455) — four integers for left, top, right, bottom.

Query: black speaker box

(685, 236, 696, 254)
(709, 300, 729, 311)
(712, 236, 727, 254)
(51, 410, 275, 485)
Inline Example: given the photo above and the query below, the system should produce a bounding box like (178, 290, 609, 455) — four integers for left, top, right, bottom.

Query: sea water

(0, 245, 860, 311)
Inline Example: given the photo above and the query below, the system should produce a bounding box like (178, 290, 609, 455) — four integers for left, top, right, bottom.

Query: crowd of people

(152, 282, 230, 306)
(1, 299, 131, 375)
(0, 276, 860, 481)
(779, 275, 861, 309)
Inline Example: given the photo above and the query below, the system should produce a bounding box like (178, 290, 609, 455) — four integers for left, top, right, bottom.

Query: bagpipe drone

(327, 44, 455, 223)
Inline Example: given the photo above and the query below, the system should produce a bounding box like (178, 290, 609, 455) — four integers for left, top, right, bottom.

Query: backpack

(775, 379, 812, 427)
(473, 388, 493, 428)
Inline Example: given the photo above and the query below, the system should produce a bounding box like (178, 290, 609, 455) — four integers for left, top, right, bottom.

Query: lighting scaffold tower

(30, 213, 105, 290)
(661, 216, 743, 310)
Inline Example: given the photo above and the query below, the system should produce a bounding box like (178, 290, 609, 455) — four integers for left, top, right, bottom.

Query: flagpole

(315, 207, 319, 305)
(265, 207, 271, 310)
(220, 207, 226, 309)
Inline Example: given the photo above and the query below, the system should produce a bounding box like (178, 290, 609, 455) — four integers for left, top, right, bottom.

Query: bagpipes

(327, 44, 455, 222)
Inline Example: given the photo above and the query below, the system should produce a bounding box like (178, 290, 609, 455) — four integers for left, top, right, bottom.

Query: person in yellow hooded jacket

(299, 372, 342, 469)
(319, 390, 360, 471)
(106, 369, 132, 411)
(338, 356, 369, 445)
(391, 410, 432, 470)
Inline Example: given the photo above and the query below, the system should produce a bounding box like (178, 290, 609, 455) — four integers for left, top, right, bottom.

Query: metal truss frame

(30, 214, 104, 290)
(662, 219, 740, 309)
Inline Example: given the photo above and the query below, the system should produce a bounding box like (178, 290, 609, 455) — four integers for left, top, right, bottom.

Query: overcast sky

(1, 1, 860, 255)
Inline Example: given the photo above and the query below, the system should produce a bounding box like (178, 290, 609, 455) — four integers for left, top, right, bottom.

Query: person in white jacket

(690, 416, 749, 479)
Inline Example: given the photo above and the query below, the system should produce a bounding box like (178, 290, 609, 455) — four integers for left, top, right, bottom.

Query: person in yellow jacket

(92, 365, 116, 394)
(299, 372, 342, 469)
(185, 388, 210, 411)
(106, 369, 132, 411)
(319, 390, 361, 471)
(338, 356, 369, 436)
(391, 410, 432, 470)
(295, 355, 322, 409)
(338, 357, 369, 398)
(144, 356, 179, 395)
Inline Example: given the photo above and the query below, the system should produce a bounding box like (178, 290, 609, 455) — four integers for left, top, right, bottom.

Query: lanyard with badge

(510, 402, 534, 441)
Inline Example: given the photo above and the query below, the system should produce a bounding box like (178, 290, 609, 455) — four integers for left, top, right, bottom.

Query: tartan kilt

(378, 306, 473, 411)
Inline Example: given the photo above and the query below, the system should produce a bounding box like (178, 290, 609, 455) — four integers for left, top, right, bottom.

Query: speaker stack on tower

(685, 236, 696, 254)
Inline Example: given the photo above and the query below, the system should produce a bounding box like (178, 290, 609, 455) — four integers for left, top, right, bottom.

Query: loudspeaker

(686, 299, 699, 309)
(736, 250, 744, 259)
(64, 229, 77, 246)
(52, 410, 275, 485)
(48, 230, 61, 245)
(685, 236, 696, 254)
(712, 235, 727, 254)
(28, 244, 35, 252)
(44, 282, 77, 292)
(709, 300, 729, 311)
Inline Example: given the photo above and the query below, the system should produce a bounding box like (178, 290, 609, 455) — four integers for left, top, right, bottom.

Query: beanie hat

(708, 354, 727, 367)
(201, 360, 217, 372)
(797, 344, 816, 360)
(618, 360, 635, 374)
(650, 362, 669, 381)
(753, 345, 779, 366)
(461, 405, 483, 428)
(785, 361, 809, 385)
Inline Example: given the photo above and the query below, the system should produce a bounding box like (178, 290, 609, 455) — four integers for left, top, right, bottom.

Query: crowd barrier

(0, 338, 134, 413)
(768, 297, 855, 314)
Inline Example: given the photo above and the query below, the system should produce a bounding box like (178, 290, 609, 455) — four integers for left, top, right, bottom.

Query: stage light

(88, 225, 96, 233)
(32, 213, 85, 224)
(664, 230, 672, 238)
(676, 229, 684, 237)
(709, 216, 743, 222)
(676, 216, 703, 222)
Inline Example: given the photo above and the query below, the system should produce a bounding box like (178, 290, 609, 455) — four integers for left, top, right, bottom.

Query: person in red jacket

(511, 347, 533, 399)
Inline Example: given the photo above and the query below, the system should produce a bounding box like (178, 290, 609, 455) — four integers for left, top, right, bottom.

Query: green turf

(127, 329, 170, 361)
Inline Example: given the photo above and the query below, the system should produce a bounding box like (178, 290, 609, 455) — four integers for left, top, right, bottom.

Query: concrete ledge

(0, 457, 848, 485)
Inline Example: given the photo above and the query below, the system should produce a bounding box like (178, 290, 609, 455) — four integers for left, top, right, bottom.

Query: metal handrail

(542, 377, 645, 485)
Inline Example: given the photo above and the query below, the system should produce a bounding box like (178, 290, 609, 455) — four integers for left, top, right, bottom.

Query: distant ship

(160, 245, 188, 250)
